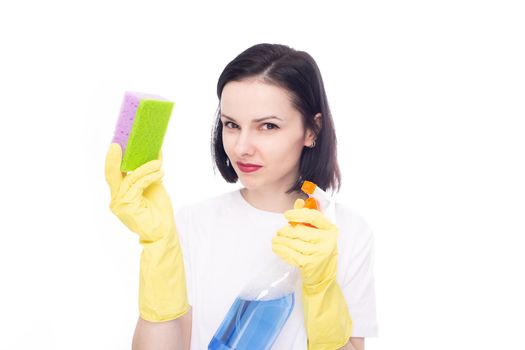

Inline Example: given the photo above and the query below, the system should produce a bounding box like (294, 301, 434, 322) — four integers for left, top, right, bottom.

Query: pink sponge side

(112, 92, 138, 155)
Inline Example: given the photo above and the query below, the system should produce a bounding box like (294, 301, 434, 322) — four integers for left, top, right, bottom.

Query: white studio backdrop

(0, 0, 524, 349)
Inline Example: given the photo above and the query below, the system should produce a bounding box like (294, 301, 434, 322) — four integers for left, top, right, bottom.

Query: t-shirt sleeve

(339, 212, 379, 337)
(174, 205, 194, 306)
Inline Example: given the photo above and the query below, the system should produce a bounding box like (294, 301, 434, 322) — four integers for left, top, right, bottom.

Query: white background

(1, 0, 524, 349)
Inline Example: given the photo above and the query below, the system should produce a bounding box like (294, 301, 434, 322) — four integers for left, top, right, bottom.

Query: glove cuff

(138, 225, 190, 322)
(302, 280, 353, 350)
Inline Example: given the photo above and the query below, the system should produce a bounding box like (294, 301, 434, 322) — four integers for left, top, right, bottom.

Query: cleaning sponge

(112, 91, 174, 172)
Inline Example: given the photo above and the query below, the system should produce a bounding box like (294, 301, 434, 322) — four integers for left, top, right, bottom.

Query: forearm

(132, 309, 192, 350)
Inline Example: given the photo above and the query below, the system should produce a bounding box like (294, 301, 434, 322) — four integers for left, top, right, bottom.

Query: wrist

(138, 217, 177, 245)
(301, 273, 336, 296)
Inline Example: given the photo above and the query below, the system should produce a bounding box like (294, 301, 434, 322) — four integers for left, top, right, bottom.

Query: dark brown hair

(211, 43, 341, 194)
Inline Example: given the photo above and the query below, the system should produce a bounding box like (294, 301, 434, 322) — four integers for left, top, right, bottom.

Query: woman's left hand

(273, 199, 354, 349)
(272, 198, 340, 291)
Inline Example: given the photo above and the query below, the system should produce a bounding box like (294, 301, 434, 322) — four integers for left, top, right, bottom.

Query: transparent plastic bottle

(208, 181, 336, 350)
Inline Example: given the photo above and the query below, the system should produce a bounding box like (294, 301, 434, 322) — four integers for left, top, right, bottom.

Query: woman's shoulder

(333, 201, 376, 269)
(334, 201, 374, 241)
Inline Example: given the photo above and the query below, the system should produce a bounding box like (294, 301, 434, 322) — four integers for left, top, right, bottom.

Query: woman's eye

(262, 123, 279, 130)
(223, 121, 238, 129)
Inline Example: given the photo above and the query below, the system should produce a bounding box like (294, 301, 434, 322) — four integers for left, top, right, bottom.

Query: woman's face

(220, 78, 316, 192)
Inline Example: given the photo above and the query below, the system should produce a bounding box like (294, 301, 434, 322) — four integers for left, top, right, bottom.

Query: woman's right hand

(105, 143, 190, 322)
(104, 143, 175, 243)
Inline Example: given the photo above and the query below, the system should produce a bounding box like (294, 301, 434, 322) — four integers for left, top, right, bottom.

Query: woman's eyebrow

(220, 114, 283, 122)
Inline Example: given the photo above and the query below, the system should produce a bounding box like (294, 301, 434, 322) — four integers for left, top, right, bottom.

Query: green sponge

(112, 91, 174, 172)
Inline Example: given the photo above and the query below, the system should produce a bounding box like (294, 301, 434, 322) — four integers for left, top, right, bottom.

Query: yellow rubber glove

(104, 143, 190, 322)
(272, 199, 352, 350)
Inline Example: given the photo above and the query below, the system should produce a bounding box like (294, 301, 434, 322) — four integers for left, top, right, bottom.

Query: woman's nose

(233, 129, 256, 157)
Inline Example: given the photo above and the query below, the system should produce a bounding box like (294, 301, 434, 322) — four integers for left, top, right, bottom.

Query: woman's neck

(240, 187, 308, 213)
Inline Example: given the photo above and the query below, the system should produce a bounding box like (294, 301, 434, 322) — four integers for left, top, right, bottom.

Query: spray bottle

(208, 181, 336, 350)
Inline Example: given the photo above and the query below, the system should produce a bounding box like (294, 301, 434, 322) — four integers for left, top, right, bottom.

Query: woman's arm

(132, 307, 192, 350)
(339, 337, 364, 350)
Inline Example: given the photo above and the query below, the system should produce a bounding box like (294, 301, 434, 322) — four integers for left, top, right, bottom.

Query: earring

(226, 158, 230, 167)
(310, 140, 316, 148)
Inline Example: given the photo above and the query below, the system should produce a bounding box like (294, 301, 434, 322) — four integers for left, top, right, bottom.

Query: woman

(105, 43, 378, 349)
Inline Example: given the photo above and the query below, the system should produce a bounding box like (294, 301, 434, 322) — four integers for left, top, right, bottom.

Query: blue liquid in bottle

(208, 293, 295, 350)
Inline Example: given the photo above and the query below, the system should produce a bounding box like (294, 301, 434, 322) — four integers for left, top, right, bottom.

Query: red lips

(237, 162, 262, 173)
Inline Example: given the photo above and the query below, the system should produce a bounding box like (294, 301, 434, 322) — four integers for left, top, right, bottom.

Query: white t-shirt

(175, 188, 378, 349)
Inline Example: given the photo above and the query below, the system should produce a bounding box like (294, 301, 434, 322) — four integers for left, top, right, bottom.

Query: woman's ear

(314, 113, 322, 132)
(304, 113, 322, 147)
